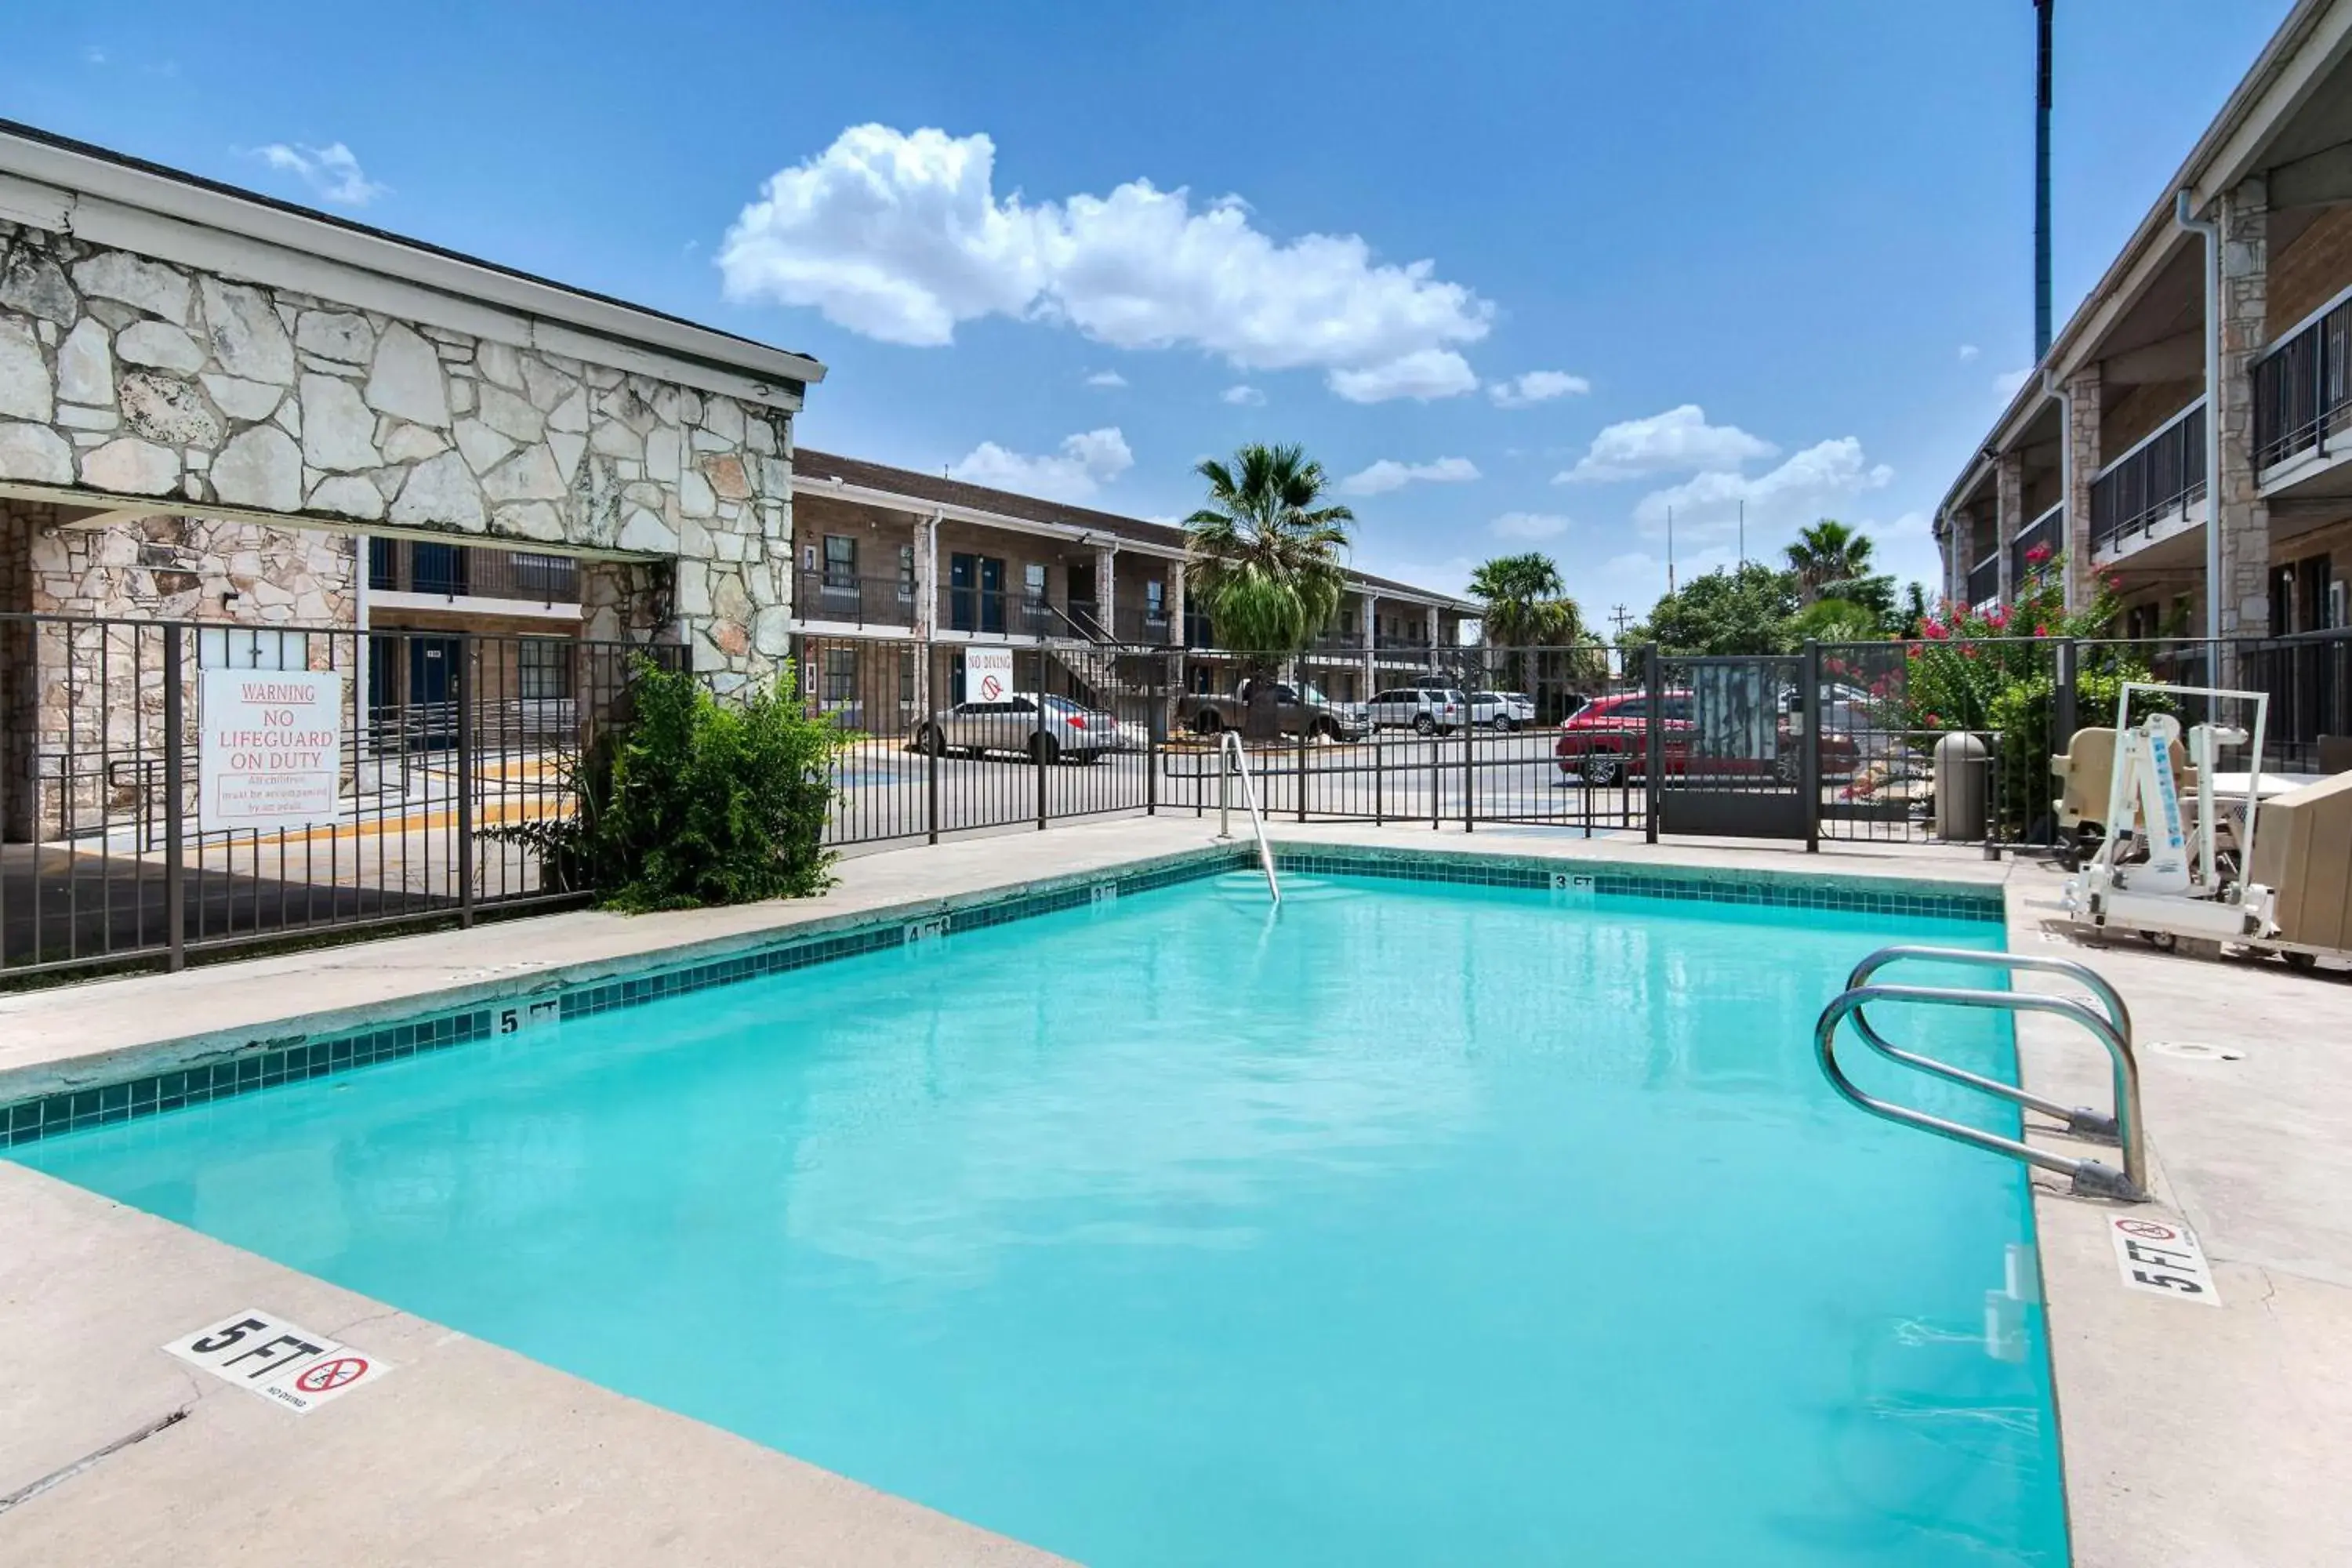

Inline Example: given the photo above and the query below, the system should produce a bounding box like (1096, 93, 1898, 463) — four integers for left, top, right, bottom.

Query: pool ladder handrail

(1214, 731, 1280, 905)
(1815, 945, 2146, 1202)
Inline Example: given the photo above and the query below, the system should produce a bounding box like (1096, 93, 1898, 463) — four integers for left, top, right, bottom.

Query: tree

(1784, 520, 1876, 604)
(1468, 552, 1605, 691)
(1631, 563, 1801, 655)
(1185, 443, 1355, 739)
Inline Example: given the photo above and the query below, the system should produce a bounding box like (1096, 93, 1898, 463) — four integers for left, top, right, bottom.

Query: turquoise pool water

(16, 872, 2067, 1565)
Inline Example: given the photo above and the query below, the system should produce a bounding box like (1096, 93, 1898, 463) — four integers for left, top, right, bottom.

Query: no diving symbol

(296, 1356, 369, 1393)
(979, 673, 1004, 700)
(2115, 1219, 2179, 1241)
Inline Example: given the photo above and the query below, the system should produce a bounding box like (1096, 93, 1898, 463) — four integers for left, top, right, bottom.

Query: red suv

(1553, 691, 1858, 784)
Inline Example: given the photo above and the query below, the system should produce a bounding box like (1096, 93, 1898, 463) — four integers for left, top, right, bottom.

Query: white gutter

(2174, 189, 2225, 646)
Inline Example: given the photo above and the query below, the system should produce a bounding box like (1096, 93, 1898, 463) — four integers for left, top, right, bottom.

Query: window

(822, 647, 858, 703)
(823, 535, 858, 588)
(517, 637, 572, 700)
(511, 553, 576, 602)
(1024, 562, 1047, 601)
(1145, 579, 1165, 619)
(413, 542, 466, 597)
(898, 546, 917, 601)
(367, 537, 397, 592)
(898, 648, 916, 706)
(198, 629, 311, 670)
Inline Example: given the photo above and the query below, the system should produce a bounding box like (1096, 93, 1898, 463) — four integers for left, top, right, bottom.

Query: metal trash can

(1934, 731, 1989, 841)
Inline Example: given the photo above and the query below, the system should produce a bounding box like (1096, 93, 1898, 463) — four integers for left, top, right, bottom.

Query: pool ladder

(1814, 946, 2147, 1202)
(1214, 731, 1280, 906)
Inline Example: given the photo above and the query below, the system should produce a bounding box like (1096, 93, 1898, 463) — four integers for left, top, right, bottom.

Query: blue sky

(6, 1, 2287, 624)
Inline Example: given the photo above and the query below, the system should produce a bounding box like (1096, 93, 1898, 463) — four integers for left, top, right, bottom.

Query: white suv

(1468, 691, 1537, 731)
(1367, 686, 1468, 735)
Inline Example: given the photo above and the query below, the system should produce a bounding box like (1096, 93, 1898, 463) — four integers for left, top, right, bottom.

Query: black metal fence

(13, 613, 2346, 981)
(0, 612, 670, 979)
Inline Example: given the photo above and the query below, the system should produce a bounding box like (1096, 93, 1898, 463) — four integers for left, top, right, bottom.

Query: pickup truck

(1175, 679, 1372, 740)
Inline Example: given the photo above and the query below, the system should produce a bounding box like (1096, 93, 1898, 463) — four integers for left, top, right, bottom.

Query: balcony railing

(2090, 398, 2206, 557)
(797, 570, 917, 630)
(2255, 292, 2351, 472)
(1967, 553, 1999, 609)
(368, 539, 579, 604)
(1113, 605, 1174, 644)
(2011, 503, 2063, 587)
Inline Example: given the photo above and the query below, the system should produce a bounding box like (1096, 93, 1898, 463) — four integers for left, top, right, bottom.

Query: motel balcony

(1967, 551, 2000, 612)
(795, 570, 920, 631)
(2254, 290, 2352, 510)
(2011, 503, 2063, 588)
(2089, 398, 2208, 571)
(367, 539, 579, 608)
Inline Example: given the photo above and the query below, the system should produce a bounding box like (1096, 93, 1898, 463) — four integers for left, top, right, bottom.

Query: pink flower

(2034, 622, 2049, 637)
(1906, 645, 1922, 660)
(1987, 606, 2010, 629)
(2026, 543, 2053, 565)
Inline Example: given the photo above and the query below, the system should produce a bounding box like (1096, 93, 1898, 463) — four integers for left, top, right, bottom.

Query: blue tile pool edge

(2, 844, 2003, 1149)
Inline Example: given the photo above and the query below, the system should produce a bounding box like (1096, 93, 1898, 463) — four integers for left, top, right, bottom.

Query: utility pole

(1609, 604, 1634, 640)
(2034, 0, 2055, 361)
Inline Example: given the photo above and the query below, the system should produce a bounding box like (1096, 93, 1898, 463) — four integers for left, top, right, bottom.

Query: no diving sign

(164, 1308, 395, 1414)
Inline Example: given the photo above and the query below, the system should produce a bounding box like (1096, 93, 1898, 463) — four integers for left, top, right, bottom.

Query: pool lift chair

(2061, 682, 2275, 953)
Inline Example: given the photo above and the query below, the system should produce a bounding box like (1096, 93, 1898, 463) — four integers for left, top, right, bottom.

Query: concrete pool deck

(2, 817, 2347, 1565)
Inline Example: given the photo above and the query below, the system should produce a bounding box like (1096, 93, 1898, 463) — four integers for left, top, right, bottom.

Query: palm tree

(1185, 443, 1355, 739)
(1784, 520, 1876, 604)
(1468, 552, 1605, 694)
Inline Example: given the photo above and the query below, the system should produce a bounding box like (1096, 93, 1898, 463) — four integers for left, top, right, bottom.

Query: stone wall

(0, 220, 794, 687)
(24, 511, 356, 626)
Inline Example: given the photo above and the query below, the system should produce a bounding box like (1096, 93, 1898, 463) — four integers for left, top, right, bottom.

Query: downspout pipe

(2042, 368, 2072, 609)
(2173, 188, 2223, 650)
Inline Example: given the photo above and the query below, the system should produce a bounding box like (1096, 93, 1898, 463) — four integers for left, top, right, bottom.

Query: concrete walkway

(2, 818, 2346, 1565)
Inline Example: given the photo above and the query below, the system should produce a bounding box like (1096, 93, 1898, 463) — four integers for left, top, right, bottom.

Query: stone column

(1361, 593, 1377, 693)
(912, 509, 940, 714)
(2216, 173, 2272, 641)
(579, 557, 677, 649)
(1994, 450, 2024, 606)
(2062, 365, 2103, 610)
(1095, 543, 1117, 640)
(1167, 557, 1189, 714)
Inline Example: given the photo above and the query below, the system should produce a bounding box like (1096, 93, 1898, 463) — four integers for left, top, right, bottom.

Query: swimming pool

(13, 862, 2066, 1565)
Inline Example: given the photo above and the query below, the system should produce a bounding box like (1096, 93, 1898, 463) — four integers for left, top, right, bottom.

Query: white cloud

(1338, 456, 1481, 496)
(1993, 367, 2033, 397)
(252, 142, 387, 207)
(946, 427, 1134, 503)
(1221, 383, 1265, 406)
(1958, 343, 1981, 362)
(717, 125, 1493, 401)
(1326, 348, 1479, 404)
(1632, 437, 1893, 543)
(1084, 369, 1127, 388)
(1491, 511, 1571, 541)
(1554, 405, 1777, 483)
(82, 45, 107, 65)
(1488, 369, 1590, 408)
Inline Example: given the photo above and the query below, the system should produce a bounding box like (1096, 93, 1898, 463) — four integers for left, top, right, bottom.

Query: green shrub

(489, 659, 844, 911)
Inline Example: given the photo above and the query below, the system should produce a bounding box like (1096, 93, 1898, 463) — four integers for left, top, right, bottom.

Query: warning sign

(163, 1307, 395, 1414)
(198, 669, 344, 832)
(962, 646, 1014, 706)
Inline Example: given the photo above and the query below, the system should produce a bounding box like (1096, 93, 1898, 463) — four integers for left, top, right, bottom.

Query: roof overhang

(0, 122, 824, 413)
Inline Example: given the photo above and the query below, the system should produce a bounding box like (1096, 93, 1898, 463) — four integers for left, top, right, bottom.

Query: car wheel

(1312, 717, 1341, 742)
(2283, 950, 2318, 973)
(1030, 732, 1061, 766)
(1498, 716, 1520, 733)
(1581, 750, 1622, 786)
(1413, 714, 1436, 736)
(1192, 710, 1221, 736)
(918, 723, 947, 757)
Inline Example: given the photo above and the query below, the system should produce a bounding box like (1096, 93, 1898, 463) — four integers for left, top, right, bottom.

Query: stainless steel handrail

(1845, 946, 2133, 1142)
(1815, 949, 2147, 1202)
(1216, 731, 1280, 905)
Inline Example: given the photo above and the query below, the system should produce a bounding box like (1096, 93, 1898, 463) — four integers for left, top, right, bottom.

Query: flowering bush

(1898, 553, 2155, 835)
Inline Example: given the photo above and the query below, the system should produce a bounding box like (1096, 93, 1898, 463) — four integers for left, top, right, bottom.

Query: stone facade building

(1935, 0, 2352, 648)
